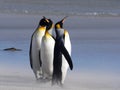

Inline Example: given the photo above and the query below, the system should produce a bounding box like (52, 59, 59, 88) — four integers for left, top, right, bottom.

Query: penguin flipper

(29, 36, 33, 69)
(39, 50, 42, 67)
(60, 41, 73, 70)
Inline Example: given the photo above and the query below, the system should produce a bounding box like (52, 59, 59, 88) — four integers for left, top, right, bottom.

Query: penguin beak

(52, 24, 54, 28)
(61, 16, 68, 23)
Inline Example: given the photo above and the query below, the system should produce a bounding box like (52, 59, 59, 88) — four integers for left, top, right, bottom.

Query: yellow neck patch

(38, 26, 46, 31)
(64, 30, 69, 35)
(45, 31, 51, 38)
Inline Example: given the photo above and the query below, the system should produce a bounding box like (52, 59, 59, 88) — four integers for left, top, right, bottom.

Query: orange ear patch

(45, 19, 49, 23)
(56, 24, 61, 29)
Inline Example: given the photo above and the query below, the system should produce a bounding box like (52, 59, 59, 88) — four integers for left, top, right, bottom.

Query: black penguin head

(55, 16, 68, 29)
(39, 16, 49, 27)
(39, 16, 53, 31)
(46, 19, 53, 31)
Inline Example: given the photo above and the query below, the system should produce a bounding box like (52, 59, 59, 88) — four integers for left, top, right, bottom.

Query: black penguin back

(52, 37, 64, 85)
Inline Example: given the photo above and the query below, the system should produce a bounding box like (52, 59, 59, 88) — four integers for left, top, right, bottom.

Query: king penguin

(52, 17, 73, 85)
(40, 18, 55, 80)
(29, 17, 50, 80)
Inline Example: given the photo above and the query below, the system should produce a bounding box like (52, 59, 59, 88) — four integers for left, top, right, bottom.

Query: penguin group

(29, 16, 73, 85)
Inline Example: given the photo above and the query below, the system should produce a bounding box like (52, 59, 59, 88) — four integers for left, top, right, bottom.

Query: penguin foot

(37, 76, 51, 83)
(52, 79, 63, 86)
(35, 70, 43, 80)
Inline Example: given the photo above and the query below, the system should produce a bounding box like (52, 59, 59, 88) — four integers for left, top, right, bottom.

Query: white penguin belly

(61, 34, 71, 84)
(32, 37, 40, 69)
(41, 36, 55, 78)
(31, 31, 45, 71)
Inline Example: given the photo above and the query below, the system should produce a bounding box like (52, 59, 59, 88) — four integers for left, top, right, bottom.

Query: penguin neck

(47, 24, 54, 36)
(45, 31, 52, 38)
(47, 28, 53, 36)
(38, 26, 46, 31)
(55, 28, 64, 39)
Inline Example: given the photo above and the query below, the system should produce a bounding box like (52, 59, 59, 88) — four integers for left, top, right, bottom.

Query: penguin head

(55, 16, 68, 29)
(39, 16, 53, 32)
(46, 19, 53, 31)
(55, 16, 68, 37)
(39, 16, 50, 27)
